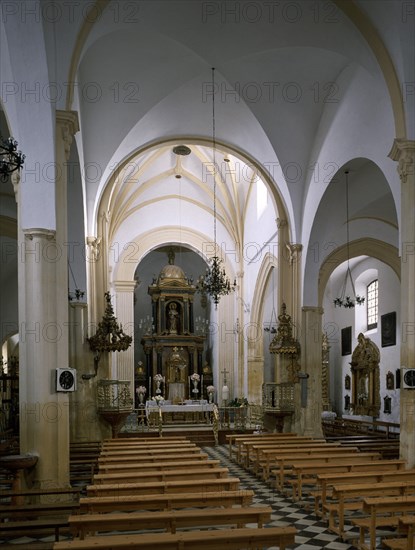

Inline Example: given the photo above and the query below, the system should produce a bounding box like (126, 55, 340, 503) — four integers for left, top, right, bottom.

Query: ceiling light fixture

(333, 170, 365, 308)
(0, 136, 25, 182)
(197, 68, 236, 308)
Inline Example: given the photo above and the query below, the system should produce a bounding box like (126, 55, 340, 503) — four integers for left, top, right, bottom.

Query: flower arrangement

(190, 373, 200, 382)
(154, 374, 164, 382)
(152, 395, 164, 404)
(207, 385, 215, 393)
(136, 385, 146, 395)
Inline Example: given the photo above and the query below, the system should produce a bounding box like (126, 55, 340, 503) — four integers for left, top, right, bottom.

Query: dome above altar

(156, 248, 190, 288)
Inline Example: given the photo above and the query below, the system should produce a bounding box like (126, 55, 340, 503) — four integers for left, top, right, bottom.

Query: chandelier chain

(212, 67, 217, 248)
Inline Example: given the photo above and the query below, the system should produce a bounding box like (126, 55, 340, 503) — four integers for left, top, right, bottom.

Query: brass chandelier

(333, 170, 365, 308)
(197, 68, 236, 308)
(0, 136, 25, 182)
(88, 292, 132, 372)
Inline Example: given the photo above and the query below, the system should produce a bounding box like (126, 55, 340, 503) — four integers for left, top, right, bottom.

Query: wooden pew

(382, 515, 415, 550)
(98, 449, 207, 465)
(98, 447, 208, 465)
(54, 526, 297, 550)
(102, 436, 187, 444)
(98, 458, 221, 474)
(99, 443, 197, 457)
(244, 440, 336, 470)
(79, 489, 255, 513)
(92, 466, 229, 485)
(288, 453, 387, 500)
(313, 465, 411, 517)
(352, 495, 415, 550)
(236, 436, 319, 466)
(86, 477, 241, 497)
(101, 438, 193, 446)
(68, 506, 273, 539)
(324, 480, 415, 539)
(258, 446, 360, 480)
(225, 432, 297, 460)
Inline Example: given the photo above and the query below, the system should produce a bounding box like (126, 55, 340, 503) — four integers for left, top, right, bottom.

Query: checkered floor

(203, 445, 360, 550)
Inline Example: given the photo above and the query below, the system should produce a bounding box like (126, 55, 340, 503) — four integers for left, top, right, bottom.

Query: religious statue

(168, 302, 179, 334)
(350, 333, 380, 416)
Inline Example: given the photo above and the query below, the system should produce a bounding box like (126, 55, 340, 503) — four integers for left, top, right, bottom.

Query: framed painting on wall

(381, 312, 396, 347)
(341, 326, 352, 356)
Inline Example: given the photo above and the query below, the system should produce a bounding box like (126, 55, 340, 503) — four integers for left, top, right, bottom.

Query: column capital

(23, 227, 56, 241)
(388, 138, 415, 183)
(113, 280, 138, 292)
(286, 243, 303, 265)
(11, 170, 20, 201)
(302, 306, 324, 315)
(56, 110, 79, 161)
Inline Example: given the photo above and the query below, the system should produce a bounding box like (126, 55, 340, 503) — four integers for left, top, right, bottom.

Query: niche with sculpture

(350, 333, 380, 416)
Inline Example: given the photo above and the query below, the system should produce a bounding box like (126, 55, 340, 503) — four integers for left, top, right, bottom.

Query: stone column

(301, 306, 324, 438)
(68, 302, 105, 442)
(19, 229, 71, 488)
(389, 139, 415, 468)
(113, 280, 136, 388)
(18, 111, 79, 489)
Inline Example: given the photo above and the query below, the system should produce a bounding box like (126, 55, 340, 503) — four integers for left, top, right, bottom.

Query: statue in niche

(168, 302, 179, 334)
(350, 333, 380, 417)
(386, 371, 394, 390)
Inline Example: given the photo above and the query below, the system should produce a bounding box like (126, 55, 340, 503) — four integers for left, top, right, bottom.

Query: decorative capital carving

(388, 138, 415, 183)
(286, 243, 303, 265)
(11, 171, 20, 200)
(56, 110, 79, 161)
(276, 217, 287, 230)
(86, 236, 101, 261)
(23, 228, 56, 241)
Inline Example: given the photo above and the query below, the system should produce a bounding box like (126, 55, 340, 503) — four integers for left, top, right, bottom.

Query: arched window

(367, 279, 378, 330)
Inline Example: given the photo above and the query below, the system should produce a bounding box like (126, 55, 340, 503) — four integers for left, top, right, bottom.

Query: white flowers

(190, 373, 200, 382)
(152, 395, 164, 403)
(207, 385, 215, 393)
(154, 374, 164, 381)
(136, 385, 146, 394)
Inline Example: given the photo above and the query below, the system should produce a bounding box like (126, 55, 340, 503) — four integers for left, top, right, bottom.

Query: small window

(367, 279, 378, 330)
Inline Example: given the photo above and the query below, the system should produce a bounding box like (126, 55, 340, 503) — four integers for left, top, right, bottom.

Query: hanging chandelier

(87, 292, 132, 372)
(333, 170, 365, 308)
(197, 68, 236, 308)
(0, 136, 25, 182)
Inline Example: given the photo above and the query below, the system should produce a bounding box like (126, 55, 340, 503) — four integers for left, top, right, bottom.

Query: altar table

(146, 401, 214, 425)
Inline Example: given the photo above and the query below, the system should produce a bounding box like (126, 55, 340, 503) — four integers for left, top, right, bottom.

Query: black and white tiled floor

(203, 444, 360, 550)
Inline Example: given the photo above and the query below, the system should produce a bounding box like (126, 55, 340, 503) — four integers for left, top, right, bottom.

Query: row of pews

(227, 432, 415, 550)
(54, 435, 297, 549)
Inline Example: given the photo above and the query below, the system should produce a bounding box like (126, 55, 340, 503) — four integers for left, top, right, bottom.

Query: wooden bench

(244, 440, 336, 471)
(225, 432, 297, 460)
(54, 526, 297, 549)
(324, 480, 415, 539)
(79, 489, 254, 513)
(271, 451, 381, 490)
(92, 466, 229, 484)
(69, 506, 273, 539)
(98, 444, 198, 457)
(0, 517, 70, 541)
(98, 449, 207, 464)
(314, 465, 412, 517)
(236, 436, 318, 466)
(86, 477, 241, 497)
(101, 437, 188, 448)
(258, 446, 360, 480)
(285, 455, 398, 499)
(352, 495, 415, 550)
(98, 458, 221, 474)
(382, 515, 415, 550)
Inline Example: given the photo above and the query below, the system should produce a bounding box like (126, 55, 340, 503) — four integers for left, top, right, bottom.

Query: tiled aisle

(203, 445, 359, 550)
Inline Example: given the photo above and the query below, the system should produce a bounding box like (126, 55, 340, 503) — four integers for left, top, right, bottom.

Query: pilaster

(389, 138, 415, 468)
(301, 306, 324, 438)
(112, 280, 136, 388)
